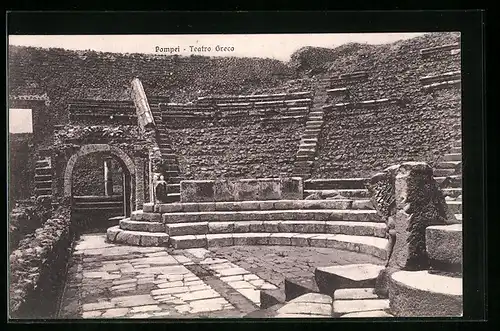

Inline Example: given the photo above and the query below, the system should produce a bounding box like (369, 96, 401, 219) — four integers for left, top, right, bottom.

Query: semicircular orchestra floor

(58, 233, 383, 319)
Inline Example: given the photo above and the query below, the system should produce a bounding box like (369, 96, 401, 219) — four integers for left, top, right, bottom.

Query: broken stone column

(369, 162, 459, 297)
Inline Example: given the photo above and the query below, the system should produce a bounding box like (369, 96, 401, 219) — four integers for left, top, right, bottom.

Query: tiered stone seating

(34, 157, 52, 198)
(304, 178, 370, 200)
(419, 71, 461, 90)
(68, 99, 137, 124)
(107, 199, 388, 260)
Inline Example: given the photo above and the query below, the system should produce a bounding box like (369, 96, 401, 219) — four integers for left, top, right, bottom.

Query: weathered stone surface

(213, 179, 237, 202)
(288, 293, 332, 305)
(206, 234, 234, 247)
(235, 179, 261, 201)
(340, 310, 393, 318)
(165, 222, 208, 236)
(143, 203, 154, 212)
(140, 233, 169, 247)
(259, 179, 281, 200)
(170, 235, 207, 249)
(180, 180, 215, 202)
(156, 203, 183, 213)
(389, 270, 462, 317)
(120, 219, 164, 232)
(315, 264, 384, 295)
(285, 277, 319, 301)
(426, 224, 462, 267)
(334, 287, 379, 300)
(280, 177, 303, 200)
(114, 230, 141, 246)
(277, 302, 332, 316)
(268, 233, 293, 246)
(208, 222, 235, 234)
(260, 289, 286, 309)
(333, 299, 389, 315)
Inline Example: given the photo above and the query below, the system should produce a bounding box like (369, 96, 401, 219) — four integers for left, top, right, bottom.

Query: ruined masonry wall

(312, 32, 461, 178)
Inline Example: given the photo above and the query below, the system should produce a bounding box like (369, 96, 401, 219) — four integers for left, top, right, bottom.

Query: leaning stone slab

(180, 180, 215, 202)
(315, 264, 384, 295)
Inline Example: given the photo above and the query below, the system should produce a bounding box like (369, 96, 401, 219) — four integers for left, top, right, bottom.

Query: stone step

(106, 225, 170, 247)
(305, 189, 370, 199)
(169, 232, 388, 259)
(159, 209, 382, 224)
(35, 188, 52, 195)
(389, 270, 462, 317)
(446, 201, 462, 214)
(334, 298, 390, 317)
(157, 199, 375, 213)
(35, 167, 52, 175)
(315, 264, 385, 296)
(275, 293, 333, 318)
(119, 219, 165, 232)
(452, 140, 462, 148)
(294, 161, 314, 168)
(433, 168, 457, 177)
(36, 160, 50, 167)
(426, 224, 462, 269)
(436, 161, 461, 169)
(304, 128, 322, 134)
(308, 111, 324, 116)
(167, 177, 183, 184)
(299, 143, 316, 149)
(442, 188, 462, 198)
(165, 220, 386, 238)
(73, 195, 123, 202)
(301, 138, 318, 143)
(308, 116, 323, 121)
(163, 170, 179, 177)
(434, 175, 462, 188)
(291, 173, 310, 179)
(34, 174, 52, 181)
(296, 155, 313, 162)
(455, 214, 462, 222)
(167, 184, 180, 193)
(450, 147, 461, 154)
(443, 153, 462, 161)
(305, 178, 367, 190)
(74, 201, 123, 208)
(34, 180, 52, 188)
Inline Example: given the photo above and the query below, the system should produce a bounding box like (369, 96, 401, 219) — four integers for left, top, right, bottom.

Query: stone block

(239, 201, 261, 210)
(130, 210, 144, 221)
(142, 212, 162, 222)
(333, 299, 389, 316)
(389, 270, 462, 317)
(156, 203, 183, 213)
(215, 202, 240, 211)
(107, 226, 121, 242)
(213, 179, 237, 201)
(274, 200, 298, 210)
(277, 302, 332, 316)
(260, 289, 286, 309)
(198, 202, 216, 212)
(234, 179, 261, 201)
(170, 235, 207, 249)
(259, 200, 276, 210)
(334, 288, 379, 300)
(182, 203, 200, 212)
(162, 212, 200, 223)
(115, 230, 141, 246)
(289, 293, 332, 305)
(140, 233, 169, 247)
(280, 177, 303, 200)
(285, 277, 320, 301)
(143, 203, 154, 212)
(426, 224, 462, 267)
(233, 222, 250, 233)
(315, 264, 384, 295)
(352, 200, 375, 210)
(268, 233, 293, 245)
(293, 221, 325, 233)
(248, 221, 265, 232)
(263, 221, 281, 232)
(206, 234, 234, 247)
(166, 222, 208, 236)
(208, 221, 234, 234)
(180, 180, 215, 202)
(259, 179, 282, 200)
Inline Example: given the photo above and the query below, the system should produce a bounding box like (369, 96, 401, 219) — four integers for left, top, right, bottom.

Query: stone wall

(9, 133, 35, 208)
(311, 32, 461, 178)
(9, 206, 73, 319)
(167, 117, 306, 179)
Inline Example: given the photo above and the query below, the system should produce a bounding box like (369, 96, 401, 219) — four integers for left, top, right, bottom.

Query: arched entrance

(63, 145, 136, 225)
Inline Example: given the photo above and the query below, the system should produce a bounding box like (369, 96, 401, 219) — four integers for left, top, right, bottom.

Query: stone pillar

(104, 157, 113, 196)
(372, 162, 459, 297)
(135, 157, 145, 210)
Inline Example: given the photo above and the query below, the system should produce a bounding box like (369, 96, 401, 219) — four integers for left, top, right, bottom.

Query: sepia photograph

(8, 29, 465, 320)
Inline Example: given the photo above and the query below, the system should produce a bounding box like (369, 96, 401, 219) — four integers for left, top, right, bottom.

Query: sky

(9, 109, 33, 133)
(8, 33, 426, 62)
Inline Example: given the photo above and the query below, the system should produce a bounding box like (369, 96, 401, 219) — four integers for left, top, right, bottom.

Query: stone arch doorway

(63, 144, 136, 219)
